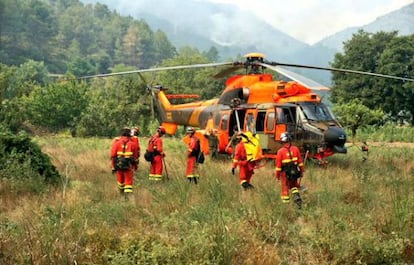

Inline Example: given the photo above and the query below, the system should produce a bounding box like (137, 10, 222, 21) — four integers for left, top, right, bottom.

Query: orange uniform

(110, 135, 139, 194)
(275, 143, 304, 204)
(148, 134, 164, 180)
(186, 135, 200, 183)
(232, 141, 255, 189)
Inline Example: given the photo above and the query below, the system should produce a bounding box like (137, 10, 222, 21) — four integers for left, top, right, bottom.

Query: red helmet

(157, 126, 166, 135)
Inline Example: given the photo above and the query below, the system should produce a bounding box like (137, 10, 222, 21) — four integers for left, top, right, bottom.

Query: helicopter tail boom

(153, 89, 220, 133)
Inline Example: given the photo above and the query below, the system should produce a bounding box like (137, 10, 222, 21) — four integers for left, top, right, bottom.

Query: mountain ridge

(80, 0, 414, 84)
(316, 3, 414, 51)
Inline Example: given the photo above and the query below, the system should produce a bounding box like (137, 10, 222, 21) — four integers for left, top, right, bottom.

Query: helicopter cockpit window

(276, 108, 295, 123)
(300, 102, 335, 121)
(276, 108, 285, 123)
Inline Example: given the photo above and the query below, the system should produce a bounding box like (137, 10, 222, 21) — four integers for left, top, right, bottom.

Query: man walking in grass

(110, 127, 139, 200)
(184, 127, 201, 184)
(275, 132, 304, 208)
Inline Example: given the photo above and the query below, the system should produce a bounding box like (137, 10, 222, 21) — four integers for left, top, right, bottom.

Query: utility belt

(115, 156, 134, 170)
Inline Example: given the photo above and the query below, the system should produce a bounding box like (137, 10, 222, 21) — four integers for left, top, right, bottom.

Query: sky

(209, 0, 414, 44)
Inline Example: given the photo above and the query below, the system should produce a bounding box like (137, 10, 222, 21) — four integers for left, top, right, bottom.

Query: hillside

(81, 0, 310, 61)
(317, 3, 414, 51)
(80, 0, 414, 85)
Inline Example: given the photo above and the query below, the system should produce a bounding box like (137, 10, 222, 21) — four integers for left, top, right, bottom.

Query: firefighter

(130, 126, 141, 171)
(110, 127, 139, 200)
(208, 129, 219, 159)
(204, 112, 218, 158)
(231, 132, 255, 190)
(205, 112, 214, 133)
(185, 127, 200, 184)
(275, 132, 304, 208)
(148, 126, 166, 181)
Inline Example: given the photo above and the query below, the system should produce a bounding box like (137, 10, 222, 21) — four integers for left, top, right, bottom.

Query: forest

(1, 0, 414, 264)
(0, 0, 413, 138)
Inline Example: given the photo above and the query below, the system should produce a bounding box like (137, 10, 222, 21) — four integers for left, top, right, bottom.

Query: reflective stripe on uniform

(124, 185, 133, 193)
(282, 157, 298, 163)
(117, 151, 133, 156)
(149, 174, 162, 180)
(281, 195, 290, 203)
(117, 182, 125, 190)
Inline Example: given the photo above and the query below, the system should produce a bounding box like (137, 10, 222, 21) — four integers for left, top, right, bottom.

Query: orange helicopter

(80, 52, 414, 162)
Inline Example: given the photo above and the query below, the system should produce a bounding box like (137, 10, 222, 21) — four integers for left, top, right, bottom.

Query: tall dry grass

(1, 136, 413, 264)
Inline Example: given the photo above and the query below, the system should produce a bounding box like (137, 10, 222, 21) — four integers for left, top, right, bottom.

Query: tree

(23, 81, 88, 133)
(330, 30, 414, 124)
(376, 35, 414, 123)
(0, 61, 49, 132)
(153, 30, 176, 64)
(333, 99, 384, 139)
(155, 47, 223, 99)
(76, 64, 153, 137)
(203, 46, 219, 62)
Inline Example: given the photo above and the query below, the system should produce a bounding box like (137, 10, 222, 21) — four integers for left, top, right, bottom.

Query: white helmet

(186, 127, 195, 134)
(280, 132, 290, 142)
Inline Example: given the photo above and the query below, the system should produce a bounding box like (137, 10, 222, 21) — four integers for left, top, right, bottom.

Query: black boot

(293, 193, 302, 209)
(241, 182, 254, 190)
(193, 177, 198, 185)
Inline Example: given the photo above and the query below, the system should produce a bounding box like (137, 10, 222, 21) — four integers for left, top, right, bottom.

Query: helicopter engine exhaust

(324, 127, 347, 153)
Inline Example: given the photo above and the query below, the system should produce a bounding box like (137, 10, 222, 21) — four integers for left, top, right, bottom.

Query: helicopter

(80, 52, 414, 162)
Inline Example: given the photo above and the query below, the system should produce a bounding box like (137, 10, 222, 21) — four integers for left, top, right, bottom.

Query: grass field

(1, 135, 413, 264)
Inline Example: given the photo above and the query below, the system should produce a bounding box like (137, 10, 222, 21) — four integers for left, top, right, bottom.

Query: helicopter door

(274, 106, 296, 140)
(229, 109, 246, 134)
(217, 111, 231, 152)
(257, 110, 273, 151)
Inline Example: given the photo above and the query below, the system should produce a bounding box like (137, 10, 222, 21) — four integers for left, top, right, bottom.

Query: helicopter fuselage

(154, 73, 347, 159)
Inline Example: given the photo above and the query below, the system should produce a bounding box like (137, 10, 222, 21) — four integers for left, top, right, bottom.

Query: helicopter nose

(325, 127, 347, 153)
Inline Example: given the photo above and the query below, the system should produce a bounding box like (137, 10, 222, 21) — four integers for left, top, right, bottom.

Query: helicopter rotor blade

(260, 63, 330, 91)
(265, 61, 414, 82)
(137, 72, 157, 119)
(213, 65, 245, 79)
(78, 62, 234, 80)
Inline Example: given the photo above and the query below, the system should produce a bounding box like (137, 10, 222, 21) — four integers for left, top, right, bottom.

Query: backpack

(144, 136, 156, 162)
(284, 162, 301, 180)
(283, 147, 301, 180)
(191, 137, 205, 164)
(197, 151, 205, 164)
(115, 139, 134, 170)
(144, 150, 154, 162)
(190, 138, 201, 157)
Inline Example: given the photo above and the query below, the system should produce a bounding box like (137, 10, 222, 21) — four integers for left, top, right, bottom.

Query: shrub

(0, 131, 60, 189)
